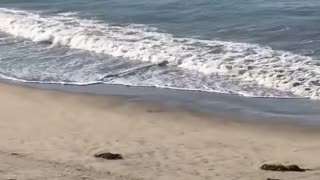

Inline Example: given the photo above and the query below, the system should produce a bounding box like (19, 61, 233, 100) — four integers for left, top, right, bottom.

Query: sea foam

(0, 8, 320, 99)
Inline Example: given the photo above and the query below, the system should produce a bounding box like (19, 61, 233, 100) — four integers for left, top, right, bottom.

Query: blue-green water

(1, 0, 320, 98)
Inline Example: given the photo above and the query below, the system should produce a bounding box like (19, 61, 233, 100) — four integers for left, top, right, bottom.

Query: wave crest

(0, 8, 320, 99)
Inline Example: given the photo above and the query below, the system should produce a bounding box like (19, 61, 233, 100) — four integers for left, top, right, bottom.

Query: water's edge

(2, 78, 320, 127)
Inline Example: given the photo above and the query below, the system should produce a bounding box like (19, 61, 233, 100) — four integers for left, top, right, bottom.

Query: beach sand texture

(0, 83, 320, 180)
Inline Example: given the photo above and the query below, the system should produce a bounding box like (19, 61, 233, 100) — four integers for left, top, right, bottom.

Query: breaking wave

(0, 8, 320, 99)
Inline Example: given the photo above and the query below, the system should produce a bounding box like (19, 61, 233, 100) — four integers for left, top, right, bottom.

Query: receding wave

(0, 8, 320, 99)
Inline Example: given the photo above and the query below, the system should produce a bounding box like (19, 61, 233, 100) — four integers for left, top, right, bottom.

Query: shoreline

(3, 78, 320, 126)
(1, 82, 320, 179)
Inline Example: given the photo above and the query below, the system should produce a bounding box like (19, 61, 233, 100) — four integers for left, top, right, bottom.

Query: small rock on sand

(94, 152, 124, 160)
(260, 164, 307, 172)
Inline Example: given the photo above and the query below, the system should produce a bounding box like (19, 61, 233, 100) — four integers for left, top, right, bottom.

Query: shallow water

(0, 1, 320, 99)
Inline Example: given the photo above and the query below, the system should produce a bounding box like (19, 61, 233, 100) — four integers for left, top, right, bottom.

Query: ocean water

(1, 0, 320, 99)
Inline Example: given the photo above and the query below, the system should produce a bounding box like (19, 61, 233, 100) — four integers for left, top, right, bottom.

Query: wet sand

(0, 83, 320, 180)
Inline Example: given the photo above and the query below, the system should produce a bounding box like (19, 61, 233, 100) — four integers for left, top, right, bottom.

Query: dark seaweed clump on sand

(94, 152, 124, 160)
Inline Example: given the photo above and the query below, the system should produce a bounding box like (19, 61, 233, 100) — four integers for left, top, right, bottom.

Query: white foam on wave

(0, 8, 320, 99)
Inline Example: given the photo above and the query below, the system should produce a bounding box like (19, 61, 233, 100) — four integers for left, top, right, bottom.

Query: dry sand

(0, 83, 320, 180)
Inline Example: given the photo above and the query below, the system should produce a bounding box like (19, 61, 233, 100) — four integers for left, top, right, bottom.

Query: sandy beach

(0, 83, 320, 180)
